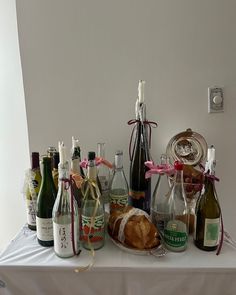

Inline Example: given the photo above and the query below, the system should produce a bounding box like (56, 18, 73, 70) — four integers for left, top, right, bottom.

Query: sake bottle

(163, 161, 189, 252)
(36, 156, 57, 247)
(53, 142, 79, 258)
(81, 151, 105, 250)
(194, 146, 221, 251)
(109, 150, 129, 214)
(129, 80, 151, 214)
(26, 152, 42, 230)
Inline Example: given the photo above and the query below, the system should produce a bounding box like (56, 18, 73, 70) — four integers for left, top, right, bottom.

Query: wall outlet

(208, 86, 224, 113)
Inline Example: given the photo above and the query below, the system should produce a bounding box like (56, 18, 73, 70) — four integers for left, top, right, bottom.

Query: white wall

(16, 1, 236, 238)
(0, 0, 30, 250)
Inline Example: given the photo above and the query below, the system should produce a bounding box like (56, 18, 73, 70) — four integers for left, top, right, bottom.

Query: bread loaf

(108, 206, 160, 250)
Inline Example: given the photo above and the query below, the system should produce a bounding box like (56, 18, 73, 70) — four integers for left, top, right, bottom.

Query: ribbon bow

(128, 119, 158, 160)
(144, 161, 175, 179)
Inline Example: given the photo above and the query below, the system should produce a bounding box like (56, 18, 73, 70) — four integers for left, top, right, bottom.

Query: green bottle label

(204, 218, 220, 247)
(164, 220, 187, 248)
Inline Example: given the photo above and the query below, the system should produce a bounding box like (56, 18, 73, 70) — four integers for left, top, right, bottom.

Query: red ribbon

(127, 119, 158, 160)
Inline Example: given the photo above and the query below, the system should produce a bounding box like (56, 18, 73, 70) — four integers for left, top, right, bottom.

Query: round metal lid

(166, 128, 208, 166)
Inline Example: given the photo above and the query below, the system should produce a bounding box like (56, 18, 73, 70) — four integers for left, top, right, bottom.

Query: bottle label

(36, 217, 53, 241)
(110, 194, 128, 208)
(81, 214, 104, 243)
(129, 189, 145, 200)
(164, 220, 188, 248)
(53, 223, 78, 256)
(26, 199, 36, 226)
(203, 218, 220, 247)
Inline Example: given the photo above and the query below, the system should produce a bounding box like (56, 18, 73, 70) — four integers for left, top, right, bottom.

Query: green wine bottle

(194, 146, 221, 251)
(36, 156, 57, 247)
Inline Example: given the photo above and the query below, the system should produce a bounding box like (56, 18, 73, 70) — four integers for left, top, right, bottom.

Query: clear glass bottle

(129, 80, 151, 214)
(150, 154, 170, 238)
(97, 142, 110, 203)
(36, 156, 57, 247)
(109, 150, 129, 214)
(194, 145, 221, 251)
(81, 151, 105, 250)
(163, 161, 189, 252)
(26, 152, 42, 230)
(52, 143, 79, 258)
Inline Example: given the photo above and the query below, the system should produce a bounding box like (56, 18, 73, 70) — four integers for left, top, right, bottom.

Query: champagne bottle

(97, 142, 110, 203)
(109, 150, 129, 214)
(150, 154, 170, 237)
(26, 152, 42, 230)
(163, 161, 189, 252)
(36, 156, 57, 247)
(129, 80, 151, 214)
(53, 142, 79, 258)
(194, 146, 221, 251)
(81, 151, 105, 250)
(52, 152, 59, 190)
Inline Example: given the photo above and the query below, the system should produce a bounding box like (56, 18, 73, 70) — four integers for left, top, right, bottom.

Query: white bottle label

(26, 199, 36, 226)
(36, 217, 53, 241)
(53, 223, 77, 256)
(203, 218, 220, 247)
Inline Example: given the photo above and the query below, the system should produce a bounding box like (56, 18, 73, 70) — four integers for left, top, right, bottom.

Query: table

(0, 225, 236, 295)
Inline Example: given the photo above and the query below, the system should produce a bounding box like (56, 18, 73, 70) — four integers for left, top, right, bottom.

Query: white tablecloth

(0, 225, 236, 295)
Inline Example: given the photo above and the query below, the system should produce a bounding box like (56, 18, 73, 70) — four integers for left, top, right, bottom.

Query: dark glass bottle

(52, 152, 59, 190)
(194, 146, 221, 251)
(129, 81, 151, 214)
(36, 156, 57, 247)
(71, 137, 84, 208)
(26, 152, 42, 230)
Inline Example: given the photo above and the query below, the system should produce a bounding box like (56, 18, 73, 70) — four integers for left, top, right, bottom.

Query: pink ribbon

(144, 161, 175, 179)
(80, 157, 113, 169)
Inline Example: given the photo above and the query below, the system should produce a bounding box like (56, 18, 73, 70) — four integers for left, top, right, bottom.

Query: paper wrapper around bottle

(108, 206, 160, 250)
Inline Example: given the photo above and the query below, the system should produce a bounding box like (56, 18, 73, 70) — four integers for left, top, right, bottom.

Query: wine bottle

(53, 142, 79, 258)
(129, 80, 151, 214)
(81, 151, 105, 250)
(26, 152, 42, 230)
(194, 146, 221, 251)
(163, 161, 189, 252)
(52, 152, 59, 190)
(36, 156, 57, 247)
(150, 154, 170, 238)
(109, 150, 129, 214)
(97, 142, 110, 203)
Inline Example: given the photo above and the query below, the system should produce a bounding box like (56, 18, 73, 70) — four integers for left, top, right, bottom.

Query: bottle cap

(52, 152, 60, 168)
(174, 161, 183, 171)
(31, 152, 40, 169)
(88, 151, 96, 161)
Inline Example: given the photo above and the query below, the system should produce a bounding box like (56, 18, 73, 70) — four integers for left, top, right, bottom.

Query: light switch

(208, 86, 224, 113)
